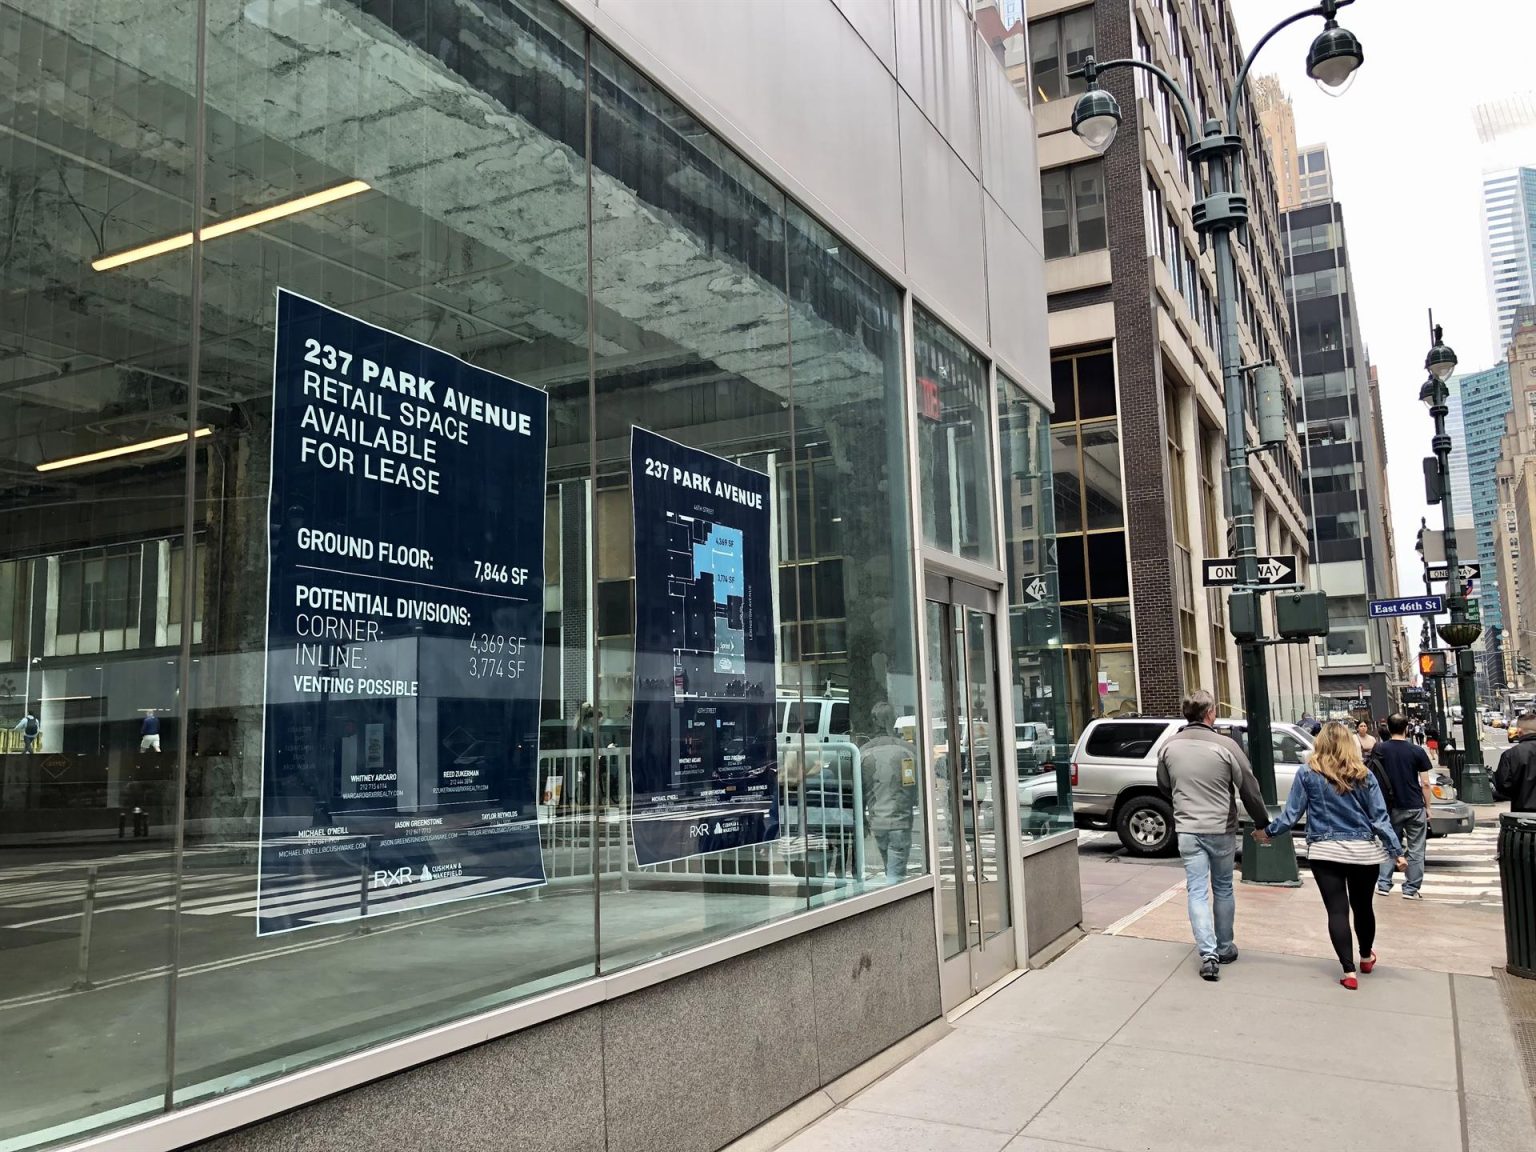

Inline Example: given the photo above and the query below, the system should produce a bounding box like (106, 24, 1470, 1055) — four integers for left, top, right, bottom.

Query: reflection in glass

(1073, 164, 1108, 252)
(0, 2, 193, 1139)
(785, 205, 924, 908)
(1030, 17, 1061, 103)
(1000, 376, 1070, 837)
(929, 601, 965, 960)
(175, 0, 599, 1108)
(1041, 169, 1070, 258)
(1052, 428, 1081, 533)
(961, 607, 1008, 938)
(915, 310, 995, 563)
(1080, 424, 1124, 530)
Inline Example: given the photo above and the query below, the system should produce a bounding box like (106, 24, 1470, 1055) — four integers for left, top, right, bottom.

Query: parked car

(1069, 716, 1473, 855)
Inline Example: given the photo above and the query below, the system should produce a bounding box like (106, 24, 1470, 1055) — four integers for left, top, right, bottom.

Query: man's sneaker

(1217, 947, 1239, 965)
(1402, 891, 1423, 900)
(1200, 955, 1221, 982)
(1377, 886, 1392, 896)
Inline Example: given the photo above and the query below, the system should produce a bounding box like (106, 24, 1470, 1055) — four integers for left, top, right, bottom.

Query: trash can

(1442, 747, 1465, 793)
(1498, 813, 1536, 979)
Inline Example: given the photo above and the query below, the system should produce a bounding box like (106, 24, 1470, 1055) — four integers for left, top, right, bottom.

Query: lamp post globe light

(1419, 324, 1495, 802)
(1068, 0, 1364, 885)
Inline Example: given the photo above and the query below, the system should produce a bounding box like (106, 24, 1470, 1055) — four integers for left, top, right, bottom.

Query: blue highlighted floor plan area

(667, 512, 749, 698)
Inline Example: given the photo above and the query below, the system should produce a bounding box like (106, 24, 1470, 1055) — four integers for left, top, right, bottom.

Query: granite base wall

(1022, 839, 1083, 962)
(187, 893, 940, 1152)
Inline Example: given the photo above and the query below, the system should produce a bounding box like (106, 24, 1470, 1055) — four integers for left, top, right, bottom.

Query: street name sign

(1201, 554, 1298, 587)
(1426, 563, 1481, 582)
(1368, 596, 1442, 618)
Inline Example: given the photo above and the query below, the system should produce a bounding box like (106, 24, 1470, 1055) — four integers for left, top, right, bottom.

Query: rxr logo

(687, 823, 713, 839)
(371, 864, 433, 889)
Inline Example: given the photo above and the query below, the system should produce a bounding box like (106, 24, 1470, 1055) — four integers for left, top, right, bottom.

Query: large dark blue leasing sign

(258, 290, 548, 935)
(629, 427, 778, 866)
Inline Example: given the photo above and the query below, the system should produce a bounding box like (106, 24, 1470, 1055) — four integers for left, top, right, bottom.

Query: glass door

(926, 576, 1015, 1005)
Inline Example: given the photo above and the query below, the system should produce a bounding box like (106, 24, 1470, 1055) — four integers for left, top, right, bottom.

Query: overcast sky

(1233, 0, 1536, 657)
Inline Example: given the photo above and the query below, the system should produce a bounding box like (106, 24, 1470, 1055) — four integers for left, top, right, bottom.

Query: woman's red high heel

(1361, 952, 1377, 974)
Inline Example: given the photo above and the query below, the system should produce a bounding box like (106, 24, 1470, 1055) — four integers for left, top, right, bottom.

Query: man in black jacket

(1494, 713, 1536, 811)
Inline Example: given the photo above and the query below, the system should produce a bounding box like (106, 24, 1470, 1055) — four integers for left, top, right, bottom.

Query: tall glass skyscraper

(1457, 365, 1514, 659)
(1480, 167, 1536, 354)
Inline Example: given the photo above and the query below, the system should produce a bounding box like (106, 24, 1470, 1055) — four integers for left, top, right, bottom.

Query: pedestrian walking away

(1157, 689, 1270, 982)
(139, 710, 162, 754)
(1256, 722, 1404, 989)
(13, 708, 39, 754)
(1373, 712, 1434, 898)
(1493, 711, 1536, 811)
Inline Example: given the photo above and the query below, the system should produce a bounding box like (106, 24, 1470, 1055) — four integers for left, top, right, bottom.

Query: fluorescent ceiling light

(38, 427, 212, 472)
(91, 179, 370, 272)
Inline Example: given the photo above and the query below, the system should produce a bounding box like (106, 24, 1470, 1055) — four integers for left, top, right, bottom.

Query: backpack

(23, 716, 37, 737)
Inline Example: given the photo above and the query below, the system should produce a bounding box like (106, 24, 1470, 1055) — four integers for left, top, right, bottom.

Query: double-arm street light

(1069, 1, 1364, 884)
(1420, 326, 1495, 802)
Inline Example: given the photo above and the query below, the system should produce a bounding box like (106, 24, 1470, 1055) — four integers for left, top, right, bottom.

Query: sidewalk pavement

(755, 849, 1536, 1152)
(768, 933, 1536, 1152)
(1118, 859, 1508, 977)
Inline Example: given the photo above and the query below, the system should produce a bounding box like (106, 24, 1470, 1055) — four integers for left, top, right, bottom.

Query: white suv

(1068, 717, 1314, 856)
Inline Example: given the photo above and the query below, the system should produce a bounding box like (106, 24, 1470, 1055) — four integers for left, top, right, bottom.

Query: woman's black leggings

(1309, 859, 1378, 972)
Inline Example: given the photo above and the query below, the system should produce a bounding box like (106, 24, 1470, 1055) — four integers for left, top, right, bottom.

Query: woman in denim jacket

(1255, 722, 1406, 989)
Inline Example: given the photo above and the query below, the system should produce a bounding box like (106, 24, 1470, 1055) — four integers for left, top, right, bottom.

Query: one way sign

(1426, 562, 1480, 582)
(1201, 555, 1299, 587)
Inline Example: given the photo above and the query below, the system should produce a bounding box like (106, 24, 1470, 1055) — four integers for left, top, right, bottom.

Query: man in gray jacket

(1156, 689, 1271, 982)
(860, 703, 919, 882)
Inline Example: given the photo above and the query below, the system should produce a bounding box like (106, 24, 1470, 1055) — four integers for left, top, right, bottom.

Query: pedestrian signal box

(1418, 650, 1447, 678)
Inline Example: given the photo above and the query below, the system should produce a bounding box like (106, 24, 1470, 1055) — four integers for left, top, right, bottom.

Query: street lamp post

(1070, 2, 1363, 884)
(1420, 325, 1494, 802)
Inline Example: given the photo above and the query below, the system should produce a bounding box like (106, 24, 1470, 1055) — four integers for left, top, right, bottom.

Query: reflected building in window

(983, 0, 1317, 729)
(0, 2, 1077, 1149)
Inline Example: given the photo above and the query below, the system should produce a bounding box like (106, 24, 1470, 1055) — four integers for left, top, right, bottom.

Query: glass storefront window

(0, 1, 196, 1139)
(1, 2, 969, 1147)
(999, 376, 1070, 838)
(915, 309, 995, 563)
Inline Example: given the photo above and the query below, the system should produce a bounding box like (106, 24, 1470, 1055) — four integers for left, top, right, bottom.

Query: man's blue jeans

(1378, 808, 1427, 895)
(874, 827, 912, 882)
(1178, 832, 1236, 959)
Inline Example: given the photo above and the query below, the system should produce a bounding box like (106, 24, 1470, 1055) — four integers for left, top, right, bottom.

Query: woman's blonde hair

(1312, 720, 1368, 794)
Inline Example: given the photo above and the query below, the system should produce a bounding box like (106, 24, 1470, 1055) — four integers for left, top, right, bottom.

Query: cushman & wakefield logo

(688, 819, 741, 838)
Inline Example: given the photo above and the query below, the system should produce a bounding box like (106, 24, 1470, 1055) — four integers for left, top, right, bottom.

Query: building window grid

(1048, 348, 1131, 663)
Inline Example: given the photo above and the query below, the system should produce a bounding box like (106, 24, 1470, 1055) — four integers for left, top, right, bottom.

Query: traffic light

(1419, 650, 1447, 678)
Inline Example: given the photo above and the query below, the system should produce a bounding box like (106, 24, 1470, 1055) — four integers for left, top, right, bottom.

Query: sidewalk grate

(1494, 967, 1536, 1113)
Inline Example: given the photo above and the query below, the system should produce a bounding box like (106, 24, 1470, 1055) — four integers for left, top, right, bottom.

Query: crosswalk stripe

(264, 876, 538, 925)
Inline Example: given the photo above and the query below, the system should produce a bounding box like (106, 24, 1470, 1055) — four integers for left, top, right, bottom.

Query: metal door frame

(925, 572, 1019, 1008)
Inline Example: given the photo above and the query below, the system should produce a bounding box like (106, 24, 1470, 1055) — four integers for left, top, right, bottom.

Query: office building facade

(1280, 200, 1396, 719)
(996, 0, 1316, 727)
(0, 4, 1080, 1151)
(1480, 166, 1536, 355)
(1456, 362, 1514, 689)
(1252, 76, 1330, 211)
(1496, 310, 1536, 685)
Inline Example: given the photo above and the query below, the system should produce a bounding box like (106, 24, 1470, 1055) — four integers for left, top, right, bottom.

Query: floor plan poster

(258, 290, 549, 935)
(629, 427, 778, 865)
